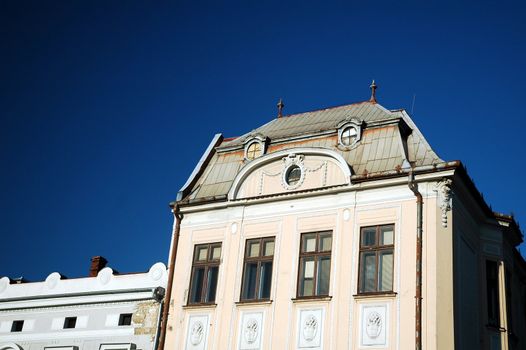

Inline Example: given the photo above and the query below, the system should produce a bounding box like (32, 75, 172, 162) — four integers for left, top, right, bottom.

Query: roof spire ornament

(369, 80, 378, 103)
(277, 98, 285, 118)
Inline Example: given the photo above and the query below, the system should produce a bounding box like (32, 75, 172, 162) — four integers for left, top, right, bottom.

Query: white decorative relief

(148, 262, 167, 282)
(343, 209, 351, 221)
(45, 272, 61, 289)
(1, 344, 23, 350)
(281, 154, 306, 190)
(360, 304, 389, 347)
(238, 311, 264, 350)
(97, 267, 113, 286)
(0, 277, 9, 294)
(186, 314, 209, 350)
(297, 308, 324, 349)
(231, 222, 238, 234)
(435, 178, 453, 228)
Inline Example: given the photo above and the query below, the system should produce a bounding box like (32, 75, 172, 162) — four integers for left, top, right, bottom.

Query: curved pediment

(228, 148, 352, 200)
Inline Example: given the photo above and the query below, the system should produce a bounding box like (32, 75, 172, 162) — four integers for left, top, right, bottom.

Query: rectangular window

(297, 231, 332, 298)
(63, 317, 77, 329)
(11, 320, 24, 332)
(118, 313, 133, 326)
(240, 237, 275, 301)
(188, 242, 222, 304)
(358, 224, 394, 293)
(486, 260, 500, 327)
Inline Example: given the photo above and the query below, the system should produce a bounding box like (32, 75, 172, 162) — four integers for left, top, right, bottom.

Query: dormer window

(338, 119, 362, 149)
(246, 141, 262, 160)
(341, 126, 358, 146)
(244, 136, 267, 161)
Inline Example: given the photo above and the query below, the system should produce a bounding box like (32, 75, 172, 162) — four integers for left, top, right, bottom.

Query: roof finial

(277, 98, 284, 118)
(369, 80, 378, 103)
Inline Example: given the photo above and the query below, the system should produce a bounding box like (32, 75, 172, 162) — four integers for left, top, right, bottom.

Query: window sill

(353, 292, 397, 299)
(291, 296, 332, 303)
(183, 303, 217, 310)
(235, 299, 273, 306)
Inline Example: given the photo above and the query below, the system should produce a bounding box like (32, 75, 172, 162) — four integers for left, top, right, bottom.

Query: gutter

(157, 204, 183, 350)
(408, 168, 423, 350)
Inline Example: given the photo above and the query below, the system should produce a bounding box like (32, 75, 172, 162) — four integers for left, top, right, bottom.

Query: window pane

(259, 261, 273, 299)
(205, 266, 219, 303)
(211, 246, 221, 260)
(362, 228, 376, 247)
(381, 226, 394, 245)
(248, 241, 260, 257)
(303, 233, 317, 252)
(320, 233, 332, 252)
(190, 267, 205, 303)
(196, 246, 208, 261)
(263, 240, 275, 256)
(287, 166, 302, 185)
(304, 259, 315, 279)
(361, 252, 377, 292)
(241, 262, 258, 300)
(379, 251, 393, 291)
(342, 127, 357, 146)
(317, 257, 331, 295)
(300, 258, 315, 297)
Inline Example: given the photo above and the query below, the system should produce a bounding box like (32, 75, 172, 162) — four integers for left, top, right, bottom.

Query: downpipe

(408, 169, 423, 350)
(157, 204, 183, 350)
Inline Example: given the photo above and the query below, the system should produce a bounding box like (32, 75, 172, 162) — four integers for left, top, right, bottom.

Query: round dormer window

(341, 126, 358, 146)
(285, 165, 302, 186)
(246, 141, 262, 160)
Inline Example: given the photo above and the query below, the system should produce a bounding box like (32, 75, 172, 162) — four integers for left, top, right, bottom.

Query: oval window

(341, 126, 357, 146)
(285, 165, 302, 186)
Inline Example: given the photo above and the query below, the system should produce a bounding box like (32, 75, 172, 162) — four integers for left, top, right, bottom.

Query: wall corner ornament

(435, 178, 453, 228)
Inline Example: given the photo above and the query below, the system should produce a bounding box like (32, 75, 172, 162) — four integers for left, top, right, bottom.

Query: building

(0, 257, 167, 350)
(160, 84, 526, 350)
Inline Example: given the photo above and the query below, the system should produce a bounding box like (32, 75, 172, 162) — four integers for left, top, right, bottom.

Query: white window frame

(243, 135, 267, 161)
(337, 119, 362, 149)
(99, 344, 135, 350)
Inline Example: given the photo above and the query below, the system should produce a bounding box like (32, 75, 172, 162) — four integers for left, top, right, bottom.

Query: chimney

(89, 256, 108, 277)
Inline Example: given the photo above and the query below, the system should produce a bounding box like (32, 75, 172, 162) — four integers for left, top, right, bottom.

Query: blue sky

(1, 1, 525, 281)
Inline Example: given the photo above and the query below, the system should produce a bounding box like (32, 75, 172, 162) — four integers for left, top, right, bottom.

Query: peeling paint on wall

(133, 301, 161, 339)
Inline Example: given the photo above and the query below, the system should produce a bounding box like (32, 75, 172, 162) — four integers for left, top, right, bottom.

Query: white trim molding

(228, 147, 352, 200)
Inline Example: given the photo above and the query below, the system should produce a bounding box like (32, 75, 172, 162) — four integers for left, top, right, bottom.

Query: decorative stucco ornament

(0, 343, 23, 350)
(0, 277, 9, 294)
(365, 311, 382, 339)
(231, 222, 238, 234)
(281, 154, 306, 190)
(45, 272, 61, 289)
(97, 267, 113, 286)
(190, 320, 204, 345)
(148, 262, 166, 282)
(343, 209, 351, 221)
(244, 318, 259, 344)
(302, 314, 318, 342)
(435, 178, 453, 227)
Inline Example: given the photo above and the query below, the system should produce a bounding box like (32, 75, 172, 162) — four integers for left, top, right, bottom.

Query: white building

(0, 257, 167, 350)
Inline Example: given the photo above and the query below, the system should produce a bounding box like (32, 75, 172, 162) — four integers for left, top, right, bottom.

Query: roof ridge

(279, 100, 373, 118)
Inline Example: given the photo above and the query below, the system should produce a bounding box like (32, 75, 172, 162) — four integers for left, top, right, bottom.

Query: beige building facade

(161, 91, 526, 350)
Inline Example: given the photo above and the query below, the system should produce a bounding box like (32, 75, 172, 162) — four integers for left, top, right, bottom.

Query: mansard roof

(177, 100, 443, 203)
